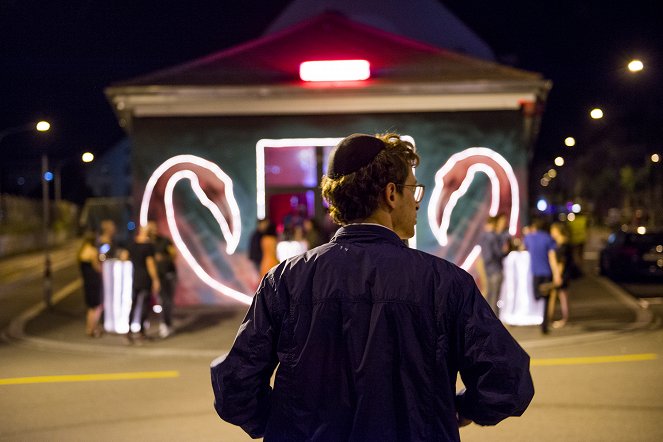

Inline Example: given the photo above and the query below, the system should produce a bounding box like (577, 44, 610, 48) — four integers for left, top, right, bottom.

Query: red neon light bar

(299, 60, 371, 82)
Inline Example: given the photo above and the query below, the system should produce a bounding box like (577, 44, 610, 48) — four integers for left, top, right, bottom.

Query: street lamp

(0, 120, 53, 306)
(564, 137, 576, 147)
(38, 122, 53, 307)
(628, 59, 644, 73)
(590, 108, 604, 119)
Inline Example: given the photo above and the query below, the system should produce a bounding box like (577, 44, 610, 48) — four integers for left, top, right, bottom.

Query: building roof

(263, 0, 496, 61)
(106, 12, 550, 119)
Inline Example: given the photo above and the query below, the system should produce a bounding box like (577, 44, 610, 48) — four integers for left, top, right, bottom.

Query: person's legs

(159, 273, 176, 338)
(544, 289, 558, 333)
(129, 288, 149, 337)
(533, 275, 553, 333)
(139, 289, 152, 334)
(486, 272, 503, 315)
(86, 305, 103, 337)
(553, 288, 569, 328)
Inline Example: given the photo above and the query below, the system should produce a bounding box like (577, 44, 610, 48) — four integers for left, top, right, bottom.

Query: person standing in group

(259, 220, 279, 277)
(550, 222, 573, 328)
(211, 133, 534, 441)
(476, 214, 509, 314)
(248, 218, 270, 272)
(523, 218, 562, 334)
(147, 220, 177, 339)
(302, 217, 325, 250)
(125, 225, 160, 342)
(567, 211, 588, 278)
(97, 219, 119, 261)
(77, 230, 103, 337)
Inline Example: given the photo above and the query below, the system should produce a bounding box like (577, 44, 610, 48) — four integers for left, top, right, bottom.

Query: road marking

(532, 353, 657, 367)
(0, 370, 180, 385)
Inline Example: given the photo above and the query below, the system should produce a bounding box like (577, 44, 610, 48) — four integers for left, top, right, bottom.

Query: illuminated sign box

(299, 60, 371, 82)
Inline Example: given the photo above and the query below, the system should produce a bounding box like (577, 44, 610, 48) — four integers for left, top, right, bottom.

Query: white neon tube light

(428, 147, 520, 247)
(140, 155, 250, 304)
(140, 154, 241, 254)
(427, 147, 520, 270)
(164, 170, 252, 304)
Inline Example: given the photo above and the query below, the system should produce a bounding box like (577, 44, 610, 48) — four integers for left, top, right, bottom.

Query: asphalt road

(1, 244, 662, 441)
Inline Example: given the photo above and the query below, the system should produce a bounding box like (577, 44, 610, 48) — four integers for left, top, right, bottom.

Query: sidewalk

(4, 230, 655, 356)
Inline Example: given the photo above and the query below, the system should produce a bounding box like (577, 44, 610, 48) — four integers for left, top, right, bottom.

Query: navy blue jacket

(211, 225, 533, 441)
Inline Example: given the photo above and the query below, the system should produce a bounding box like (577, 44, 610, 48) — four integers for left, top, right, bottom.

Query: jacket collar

(331, 224, 406, 248)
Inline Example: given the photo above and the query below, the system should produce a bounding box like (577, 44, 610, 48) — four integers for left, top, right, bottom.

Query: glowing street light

(651, 153, 660, 163)
(590, 108, 604, 119)
(82, 152, 95, 163)
(628, 59, 644, 73)
(554, 156, 565, 167)
(36, 120, 51, 132)
(564, 137, 576, 147)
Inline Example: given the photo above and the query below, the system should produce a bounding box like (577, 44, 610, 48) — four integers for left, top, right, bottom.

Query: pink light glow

(299, 60, 370, 82)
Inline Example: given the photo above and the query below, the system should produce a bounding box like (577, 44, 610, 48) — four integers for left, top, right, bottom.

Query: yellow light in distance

(36, 121, 51, 132)
(81, 152, 94, 163)
(564, 137, 576, 147)
(554, 156, 565, 167)
(590, 108, 604, 119)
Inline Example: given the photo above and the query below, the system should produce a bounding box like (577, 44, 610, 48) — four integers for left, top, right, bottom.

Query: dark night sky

(1, 0, 662, 203)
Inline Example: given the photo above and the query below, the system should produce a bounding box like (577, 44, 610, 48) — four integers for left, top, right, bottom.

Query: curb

(3, 273, 655, 357)
(517, 273, 655, 349)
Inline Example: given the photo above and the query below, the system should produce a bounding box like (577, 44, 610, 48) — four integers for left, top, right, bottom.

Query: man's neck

(356, 210, 393, 232)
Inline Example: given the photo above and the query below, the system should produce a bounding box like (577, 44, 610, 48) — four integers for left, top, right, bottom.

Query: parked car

(599, 228, 663, 281)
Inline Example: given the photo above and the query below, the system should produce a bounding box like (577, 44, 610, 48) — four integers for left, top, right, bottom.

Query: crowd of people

(248, 215, 329, 279)
(76, 219, 177, 342)
(477, 213, 581, 334)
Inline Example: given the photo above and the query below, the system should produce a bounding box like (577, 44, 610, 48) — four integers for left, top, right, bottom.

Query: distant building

(85, 137, 132, 198)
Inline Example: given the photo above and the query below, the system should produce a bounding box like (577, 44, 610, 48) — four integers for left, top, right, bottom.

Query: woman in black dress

(78, 231, 103, 337)
(551, 222, 573, 328)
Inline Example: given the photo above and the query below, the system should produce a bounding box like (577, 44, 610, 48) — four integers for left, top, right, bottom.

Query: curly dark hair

(321, 133, 420, 225)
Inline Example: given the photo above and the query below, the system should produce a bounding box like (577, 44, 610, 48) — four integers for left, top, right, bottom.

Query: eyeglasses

(398, 183, 425, 203)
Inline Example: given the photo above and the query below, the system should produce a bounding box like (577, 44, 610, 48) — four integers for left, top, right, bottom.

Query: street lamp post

(41, 153, 52, 307)
(35, 121, 53, 307)
(0, 120, 52, 307)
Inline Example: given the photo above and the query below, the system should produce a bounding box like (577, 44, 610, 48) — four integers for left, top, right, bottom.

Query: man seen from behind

(211, 133, 534, 441)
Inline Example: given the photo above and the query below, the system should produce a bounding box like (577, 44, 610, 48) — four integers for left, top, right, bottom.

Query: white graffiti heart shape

(140, 154, 253, 305)
(427, 147, 520, 270)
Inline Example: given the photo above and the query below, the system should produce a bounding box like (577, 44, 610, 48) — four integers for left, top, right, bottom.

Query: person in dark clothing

(248, 218, 270, 271)
(78, 230, 103, 337)
(550, 222, 573, 328)
(476, 214, 509, 314)
(211, 133, 534, 441)
(523, 218, 561, 334)
(126, 225, 160, 342)
(147, 220, 177, 338)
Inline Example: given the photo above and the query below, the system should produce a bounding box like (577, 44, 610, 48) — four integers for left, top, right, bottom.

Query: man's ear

(383, 182, 398, 210)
